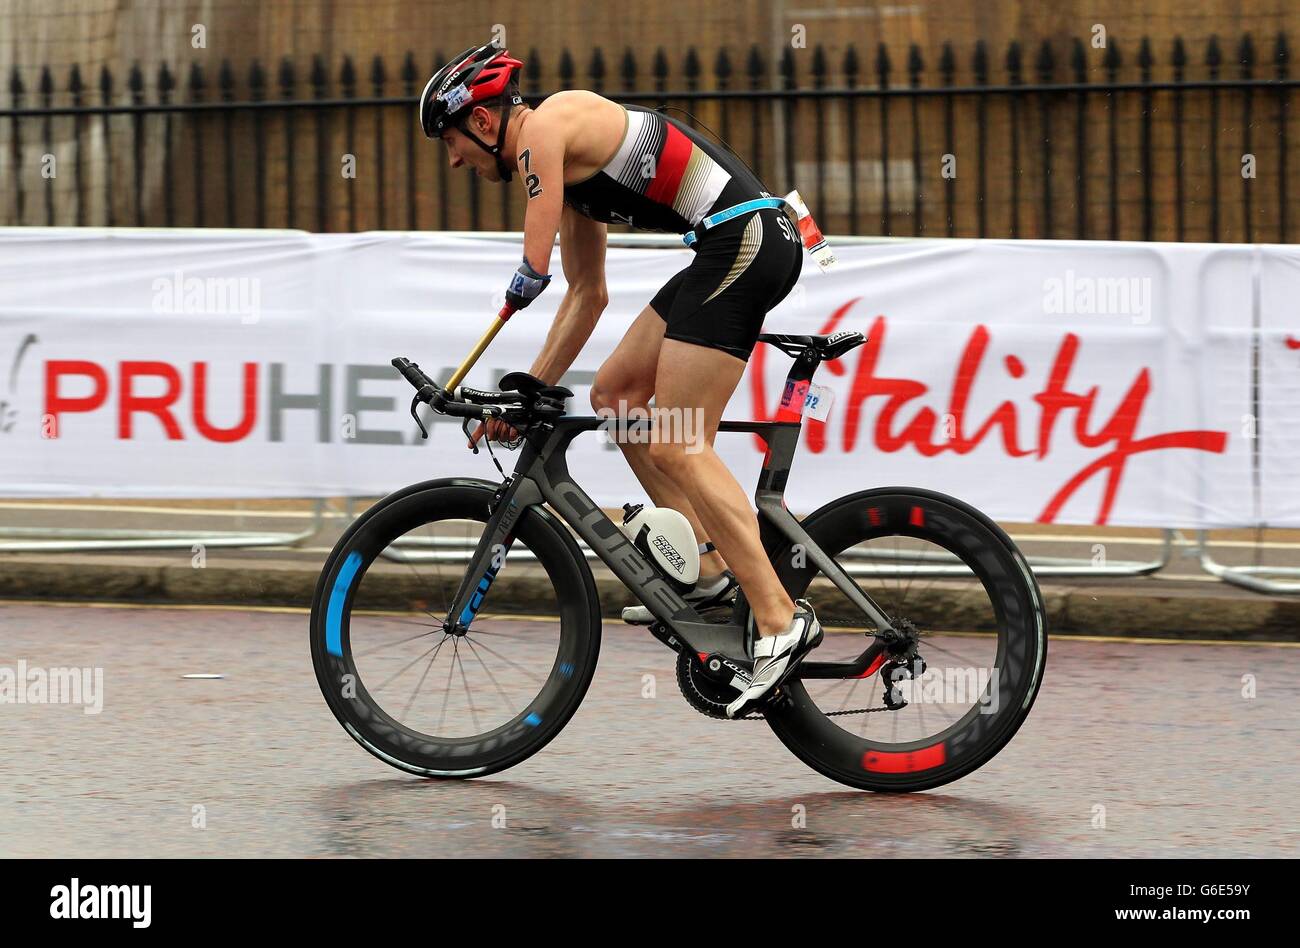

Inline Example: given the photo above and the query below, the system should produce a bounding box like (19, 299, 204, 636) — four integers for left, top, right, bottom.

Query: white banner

(1, 228, 1296, 529)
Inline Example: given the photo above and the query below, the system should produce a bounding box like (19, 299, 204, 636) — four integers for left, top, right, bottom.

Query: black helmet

(419, 44, 524, 181)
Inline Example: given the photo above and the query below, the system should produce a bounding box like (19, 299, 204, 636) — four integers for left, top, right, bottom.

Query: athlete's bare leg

(647, 339, 796, 637)
(590, 305, 728, 577)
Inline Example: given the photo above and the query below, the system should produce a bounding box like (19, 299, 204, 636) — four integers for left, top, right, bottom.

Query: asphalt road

(1, 601, 1296, 858)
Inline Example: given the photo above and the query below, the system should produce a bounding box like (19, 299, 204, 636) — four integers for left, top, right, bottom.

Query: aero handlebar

(390, 357, 525, 428)
(398, 301, 524, 429)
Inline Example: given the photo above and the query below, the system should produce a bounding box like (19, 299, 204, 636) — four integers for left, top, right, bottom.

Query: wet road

(1, 601, 1296, 858)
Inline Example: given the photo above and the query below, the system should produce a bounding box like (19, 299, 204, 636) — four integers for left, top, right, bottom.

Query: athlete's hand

(468, 418, 519, 449)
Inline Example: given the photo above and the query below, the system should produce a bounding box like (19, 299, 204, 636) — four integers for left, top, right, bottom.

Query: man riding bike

(419, 42, 820, 718)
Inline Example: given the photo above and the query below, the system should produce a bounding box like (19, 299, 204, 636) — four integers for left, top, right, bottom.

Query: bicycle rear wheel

(751, 487, 1047, 793)
(310, 478, 601, 778)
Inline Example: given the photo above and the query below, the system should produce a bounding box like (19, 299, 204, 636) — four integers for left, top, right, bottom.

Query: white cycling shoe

(725, 600, 822, 719)
(621, 570, 737, 624)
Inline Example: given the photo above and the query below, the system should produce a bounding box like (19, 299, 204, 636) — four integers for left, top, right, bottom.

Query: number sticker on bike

(804, 382, 834, 421)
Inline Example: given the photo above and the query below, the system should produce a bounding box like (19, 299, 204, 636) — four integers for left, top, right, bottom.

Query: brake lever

(462, 416, 479, 453)
(409, 394, 429, 439)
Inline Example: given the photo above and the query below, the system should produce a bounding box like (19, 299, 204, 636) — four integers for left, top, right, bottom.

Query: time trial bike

(309, 329, 1048, 792)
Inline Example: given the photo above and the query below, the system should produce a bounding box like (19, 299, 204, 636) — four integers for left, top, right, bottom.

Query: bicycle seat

(498, 371, 574, 401)
(757, 330, 866, 362)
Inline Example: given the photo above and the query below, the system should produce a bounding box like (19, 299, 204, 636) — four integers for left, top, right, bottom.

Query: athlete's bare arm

(526, 205, 608, 386)
(513, 95, 612, 385)
(515, 107, 566, 276)
(472, 94, 613, 444)
(515, 91, 623, 272)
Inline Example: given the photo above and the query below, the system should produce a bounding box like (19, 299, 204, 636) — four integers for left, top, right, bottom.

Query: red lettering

(119, 361, 183, 439)
(44, 361, 109, 435)
(192, 362, 258, 442)
(746, 299, 1230, 525)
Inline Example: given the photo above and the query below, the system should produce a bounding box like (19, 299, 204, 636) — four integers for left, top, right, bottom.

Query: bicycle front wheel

(310, 478, 601, 778)
(753, 487, 1048, 793)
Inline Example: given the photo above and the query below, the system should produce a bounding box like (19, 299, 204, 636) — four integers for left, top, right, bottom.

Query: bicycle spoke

(435, 641, 459, 734)
(464, 637, 548, 689)
(859, 675, 881, 737)
(372, 638, 447, 694)
(915, 636, 986, 667)
(352, 627, 441, 659)
(400, 642, 441, 721)
(354, 613, 439, 628)
(460, 635, 521, 720)
(832, 674, 867, 713)
(453, 640, 481, 734)
(462, 626, 542, 641)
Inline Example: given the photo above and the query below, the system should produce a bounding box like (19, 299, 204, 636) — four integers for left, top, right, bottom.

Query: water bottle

(619, 503, 701, 591)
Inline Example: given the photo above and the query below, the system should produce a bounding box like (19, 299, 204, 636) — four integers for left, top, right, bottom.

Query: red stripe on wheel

(909, 505, 925, 527)
(862, 742, 946, 773)
(645, 125, 691, 206)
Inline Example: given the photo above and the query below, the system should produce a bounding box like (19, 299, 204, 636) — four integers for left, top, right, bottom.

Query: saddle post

(752, 332, 867, 491)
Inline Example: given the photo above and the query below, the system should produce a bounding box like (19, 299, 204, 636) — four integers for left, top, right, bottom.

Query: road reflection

(316, 779, 1036, 857)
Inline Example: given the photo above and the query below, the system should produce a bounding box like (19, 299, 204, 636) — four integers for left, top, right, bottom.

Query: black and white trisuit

(563, 105, 802, 361)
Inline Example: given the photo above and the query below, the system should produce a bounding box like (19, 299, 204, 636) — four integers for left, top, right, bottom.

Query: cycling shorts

(649, 204, 803, 362)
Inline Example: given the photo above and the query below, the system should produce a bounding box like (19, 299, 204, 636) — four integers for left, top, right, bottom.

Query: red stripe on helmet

(469, 49, 523, 99)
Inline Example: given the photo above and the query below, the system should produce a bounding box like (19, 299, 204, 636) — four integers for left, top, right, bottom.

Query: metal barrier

(378, 521, 1176, 579)
(0, 498, 332, 552)
(1193, 529, 1300, 594)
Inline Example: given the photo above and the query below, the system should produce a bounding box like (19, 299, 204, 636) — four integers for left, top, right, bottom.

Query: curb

(1, 553, 1297, 642)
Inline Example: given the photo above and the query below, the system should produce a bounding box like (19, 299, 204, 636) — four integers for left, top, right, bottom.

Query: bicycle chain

(736, 704, 892, 720)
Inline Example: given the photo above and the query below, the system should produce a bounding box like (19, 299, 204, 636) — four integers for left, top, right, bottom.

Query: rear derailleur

(878, 617, 925, 711)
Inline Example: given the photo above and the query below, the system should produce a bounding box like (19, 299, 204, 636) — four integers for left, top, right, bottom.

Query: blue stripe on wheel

(325, 551, 363, 657)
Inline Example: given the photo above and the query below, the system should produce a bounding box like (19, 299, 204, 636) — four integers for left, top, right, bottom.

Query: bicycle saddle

(498, 371, 574, 401)
(757, 330, 866, 362)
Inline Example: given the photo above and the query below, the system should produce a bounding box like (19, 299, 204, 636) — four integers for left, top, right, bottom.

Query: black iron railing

(1, 35, 1294, 241)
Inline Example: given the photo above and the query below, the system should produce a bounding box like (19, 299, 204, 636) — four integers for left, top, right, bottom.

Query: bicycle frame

(441, 350, 898, 677)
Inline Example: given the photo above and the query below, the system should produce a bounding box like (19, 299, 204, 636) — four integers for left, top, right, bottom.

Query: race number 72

(520, 148, 543, 199)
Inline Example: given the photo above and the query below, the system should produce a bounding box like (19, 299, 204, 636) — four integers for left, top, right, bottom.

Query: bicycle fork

(442, 471, 543, 632)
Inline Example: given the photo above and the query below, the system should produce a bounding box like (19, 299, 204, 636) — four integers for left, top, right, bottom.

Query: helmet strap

(493, 95, 522, 181)
(457, 96, 522, 183)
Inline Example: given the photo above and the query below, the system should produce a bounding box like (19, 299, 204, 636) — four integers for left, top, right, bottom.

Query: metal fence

(1, 34, 1296, 238)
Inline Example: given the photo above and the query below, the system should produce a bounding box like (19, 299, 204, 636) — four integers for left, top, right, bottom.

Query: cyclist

(419, 42, 821, 717)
